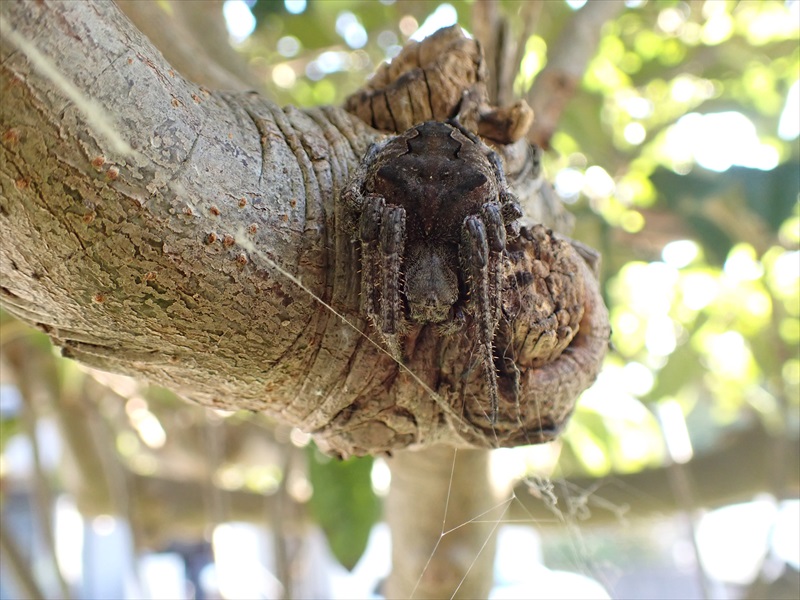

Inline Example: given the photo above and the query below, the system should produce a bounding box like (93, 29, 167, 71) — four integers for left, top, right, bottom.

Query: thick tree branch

(0, 0, 372, 445)
(0, 2, 608, 457)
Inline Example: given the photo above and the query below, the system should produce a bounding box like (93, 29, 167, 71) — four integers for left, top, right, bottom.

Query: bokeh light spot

(223, 0, 256, 43)
(284, 0, 306, 15)
(410, 4, 458, 42)
(662, 240, 699, 269)
(277, 35, 301, 58)
(624, 122, 646, 145)
(724, 244, 763, 283)
(271, 64, 296, 89)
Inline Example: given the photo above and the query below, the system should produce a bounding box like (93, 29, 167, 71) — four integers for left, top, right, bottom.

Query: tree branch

(472, 0, 544, 107)
(0, 523, 48, 600)
(385, 448, 506, 598)
(0, 0, 372, 444)
(510, 425, 800, 526)
(0, 1, 608, 456)
(526, 0, 626, 148)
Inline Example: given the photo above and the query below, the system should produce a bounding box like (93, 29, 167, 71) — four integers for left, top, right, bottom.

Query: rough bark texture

(344, 25, 533, 144)
(0, 2, 608, 458)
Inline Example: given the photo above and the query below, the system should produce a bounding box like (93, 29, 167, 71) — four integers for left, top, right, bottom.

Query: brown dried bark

(343, 25, 533, 144)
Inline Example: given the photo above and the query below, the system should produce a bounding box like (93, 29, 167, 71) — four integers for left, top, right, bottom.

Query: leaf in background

(737, 164, 800, 234)
(650, 165, 799, 263)
(306, 445, 379, 570)
(647, 339, 706, 402)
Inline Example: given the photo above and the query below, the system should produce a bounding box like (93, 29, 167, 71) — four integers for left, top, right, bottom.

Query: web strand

(234, 231, 484, 438)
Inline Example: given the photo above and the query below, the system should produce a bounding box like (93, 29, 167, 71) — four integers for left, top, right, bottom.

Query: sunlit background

(1, 0, 798, 599)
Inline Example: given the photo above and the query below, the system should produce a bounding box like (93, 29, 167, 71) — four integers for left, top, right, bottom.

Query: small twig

(20, 395, 74, 600)
(508, 1, 545, 106)
(471, 1, 544, 106)
(80, 378, 145, 595)
(471, 0, 500, 102)
(272, 441, 295, 596)
(3, 340, 73, 599)
(526, 1, 626, 148)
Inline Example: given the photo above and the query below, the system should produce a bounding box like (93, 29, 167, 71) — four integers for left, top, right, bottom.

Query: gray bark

(0, 0, 373, 452)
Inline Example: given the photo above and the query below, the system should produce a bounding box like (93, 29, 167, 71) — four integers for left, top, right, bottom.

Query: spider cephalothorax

(343, 120, 522, 422)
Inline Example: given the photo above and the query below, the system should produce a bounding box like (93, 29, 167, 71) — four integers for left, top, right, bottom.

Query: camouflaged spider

(343, 120, 523, 423)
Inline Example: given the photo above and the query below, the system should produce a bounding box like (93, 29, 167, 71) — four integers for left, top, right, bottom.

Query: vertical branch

(526, 0, 626, 148)
(3, 335, 72, 599)
(19, 395, 73, 599)
(0, 524, 48, 600)
(509, 1, 545, 102)
(79, 377, 145, 594)
(384, 447, 508, 598)
(656, 407, 714, 600)
(272, 441, 295, 597)
(471, 0, 500, 103)
(471, 1, 543, 106)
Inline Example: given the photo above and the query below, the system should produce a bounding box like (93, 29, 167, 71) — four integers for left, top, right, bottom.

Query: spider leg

(343, 143, 383, 221)
(377, 204, 406, 358)
(462, 215, 500, 424)
(482, 145, 523, 236)
(358, 194, 386, 331)
(481, 201, 506, 328)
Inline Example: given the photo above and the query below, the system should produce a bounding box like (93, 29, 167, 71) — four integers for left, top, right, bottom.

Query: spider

(343, 120, 522, 423)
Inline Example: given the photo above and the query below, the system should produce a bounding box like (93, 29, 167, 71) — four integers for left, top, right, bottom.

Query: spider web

(237, 222, 631, 598)
(402, 447, 628, 598)
(193, 149, 628, 596)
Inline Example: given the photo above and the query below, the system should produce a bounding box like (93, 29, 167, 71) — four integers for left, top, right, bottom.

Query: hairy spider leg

(462, 214, 500, 424)
(481, 202, 506, 327)
(358, 194, 386, 339)
(378, 204, 406, 358)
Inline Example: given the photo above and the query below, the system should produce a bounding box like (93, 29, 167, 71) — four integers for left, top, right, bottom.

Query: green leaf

(306, 445, 380, 570)
(647, 341, 706, 402)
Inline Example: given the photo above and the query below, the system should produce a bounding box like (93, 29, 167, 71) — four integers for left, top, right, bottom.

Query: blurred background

(1, 0, 798, 598)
